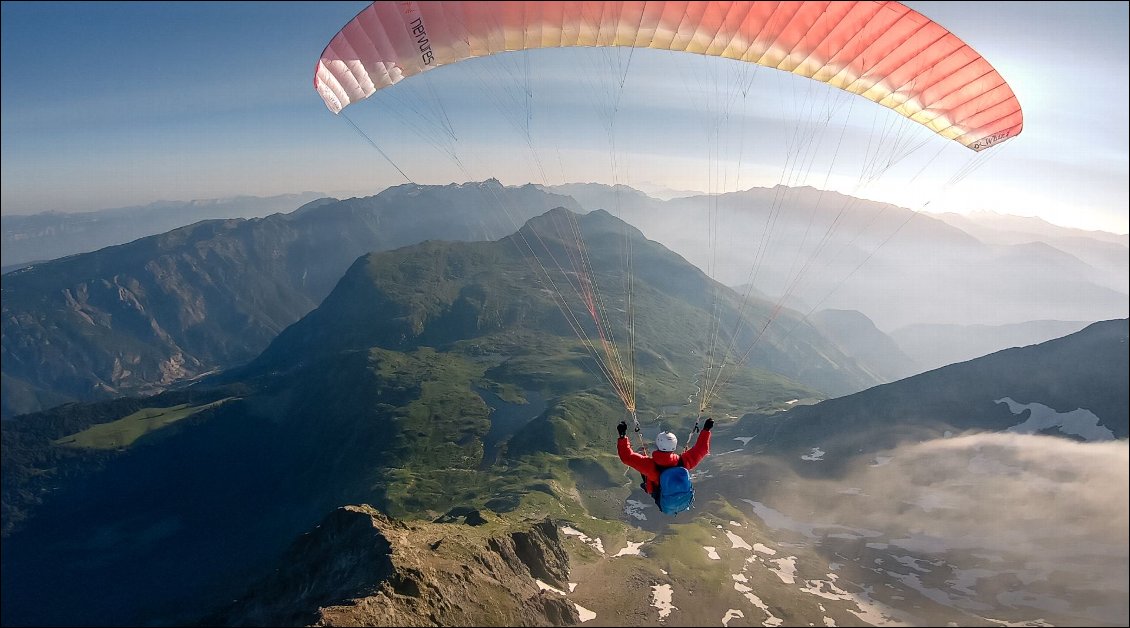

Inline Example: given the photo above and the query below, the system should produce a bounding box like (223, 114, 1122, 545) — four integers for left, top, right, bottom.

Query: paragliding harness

(643, 459, 695, 515)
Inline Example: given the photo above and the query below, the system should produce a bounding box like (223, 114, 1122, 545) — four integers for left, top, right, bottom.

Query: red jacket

(618, 430, 711, 496)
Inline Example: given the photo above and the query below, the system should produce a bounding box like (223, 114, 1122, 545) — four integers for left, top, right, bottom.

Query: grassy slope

(53, 398, 237, 450)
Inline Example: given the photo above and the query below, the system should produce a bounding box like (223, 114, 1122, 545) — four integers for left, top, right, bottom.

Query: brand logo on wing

(971, 130, 1012, 151)
(398, 2, 434, 66)
(409, 17, 435, 66)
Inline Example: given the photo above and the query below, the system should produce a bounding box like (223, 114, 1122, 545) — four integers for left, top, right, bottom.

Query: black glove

(703, 418, 714, 432)
(617, 421, 627, 437)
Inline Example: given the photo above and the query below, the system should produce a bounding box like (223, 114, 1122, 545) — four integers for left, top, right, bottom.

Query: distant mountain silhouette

(809, 309, 921, 381)
(1, 193, 331, 268)
(546, 183, 1128, 331)
(890, 319, 1095, 373)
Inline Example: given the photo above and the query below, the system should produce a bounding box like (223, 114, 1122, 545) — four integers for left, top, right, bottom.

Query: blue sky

(2, 1, 1127, 234)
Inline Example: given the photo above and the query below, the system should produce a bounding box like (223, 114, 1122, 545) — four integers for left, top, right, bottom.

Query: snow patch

(726, 529, 752, 550)
(613, 540, 645, 558)
(892, 555, 936, 573)
(769, 556, 798, 584)
(844, 587, 913, 626)
(722, 609, 745, 627)
(797, 572, 854, 601)
(651, 583, 677, 619)
(997, 397, 1114, 441)
(885, 570, 992, 612)
(733, 582, 782, 626)
(802, 447, 825, 461)
(624, 499, 649, 521)
(561, 526, 605, 554)
(753, 543, 777, 555)
(536, 579, 567, 596)
(537, 579, 595, 622)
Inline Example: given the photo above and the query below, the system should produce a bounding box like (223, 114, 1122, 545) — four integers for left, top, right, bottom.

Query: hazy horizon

(2, 2, 1127, 235)
(4, 180, 1127, 239)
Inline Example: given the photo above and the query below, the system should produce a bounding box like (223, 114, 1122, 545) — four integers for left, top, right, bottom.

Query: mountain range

(3, 212, 1122, 624)
(1, 181, 579, 417)
(889, 318, 1095, 373)
(6, 180, 1124, 420)
(547, 183, 1128, 331)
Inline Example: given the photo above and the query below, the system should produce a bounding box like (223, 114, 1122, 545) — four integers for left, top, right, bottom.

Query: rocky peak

(206, 505, 579, 627)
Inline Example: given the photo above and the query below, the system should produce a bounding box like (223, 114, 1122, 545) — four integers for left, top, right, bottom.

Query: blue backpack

(658, 464, 694, 515)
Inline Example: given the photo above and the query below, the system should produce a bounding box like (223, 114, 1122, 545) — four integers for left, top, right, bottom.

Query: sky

(2, 1, 1127, 234)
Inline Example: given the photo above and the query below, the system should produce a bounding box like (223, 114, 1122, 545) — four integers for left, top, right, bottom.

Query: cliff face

(208, 505, 579, 627)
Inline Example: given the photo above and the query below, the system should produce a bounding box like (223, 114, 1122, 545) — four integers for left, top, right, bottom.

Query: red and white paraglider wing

(315, 1, 1022, 148)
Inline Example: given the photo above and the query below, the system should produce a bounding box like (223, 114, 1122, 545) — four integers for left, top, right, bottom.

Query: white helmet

(655, 431, 678, 452)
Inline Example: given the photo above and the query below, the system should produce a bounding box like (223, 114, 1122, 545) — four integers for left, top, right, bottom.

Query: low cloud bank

(748, 433, 1128, 624)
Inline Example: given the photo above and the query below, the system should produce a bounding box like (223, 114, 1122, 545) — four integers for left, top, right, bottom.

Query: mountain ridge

(1, 192, 332, 268)
(1, 181, 582, 417)
(204, 506, 579, 627)
(546, 182, 1128, 331)
(735, 318, 1129, 474)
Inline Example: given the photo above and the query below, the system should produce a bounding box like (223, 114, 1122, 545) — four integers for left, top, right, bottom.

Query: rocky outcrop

(206, 505, 579, 627)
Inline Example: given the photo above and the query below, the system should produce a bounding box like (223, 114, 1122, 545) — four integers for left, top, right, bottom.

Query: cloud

(840, 433, 1128, 553)
(741, 433, 1128, 624)
(755, 433, 1127, 550)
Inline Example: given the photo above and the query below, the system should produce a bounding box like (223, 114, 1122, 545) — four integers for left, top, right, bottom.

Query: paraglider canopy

(312, 1, 1027, 422)
(315, 1, 1022, 152)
